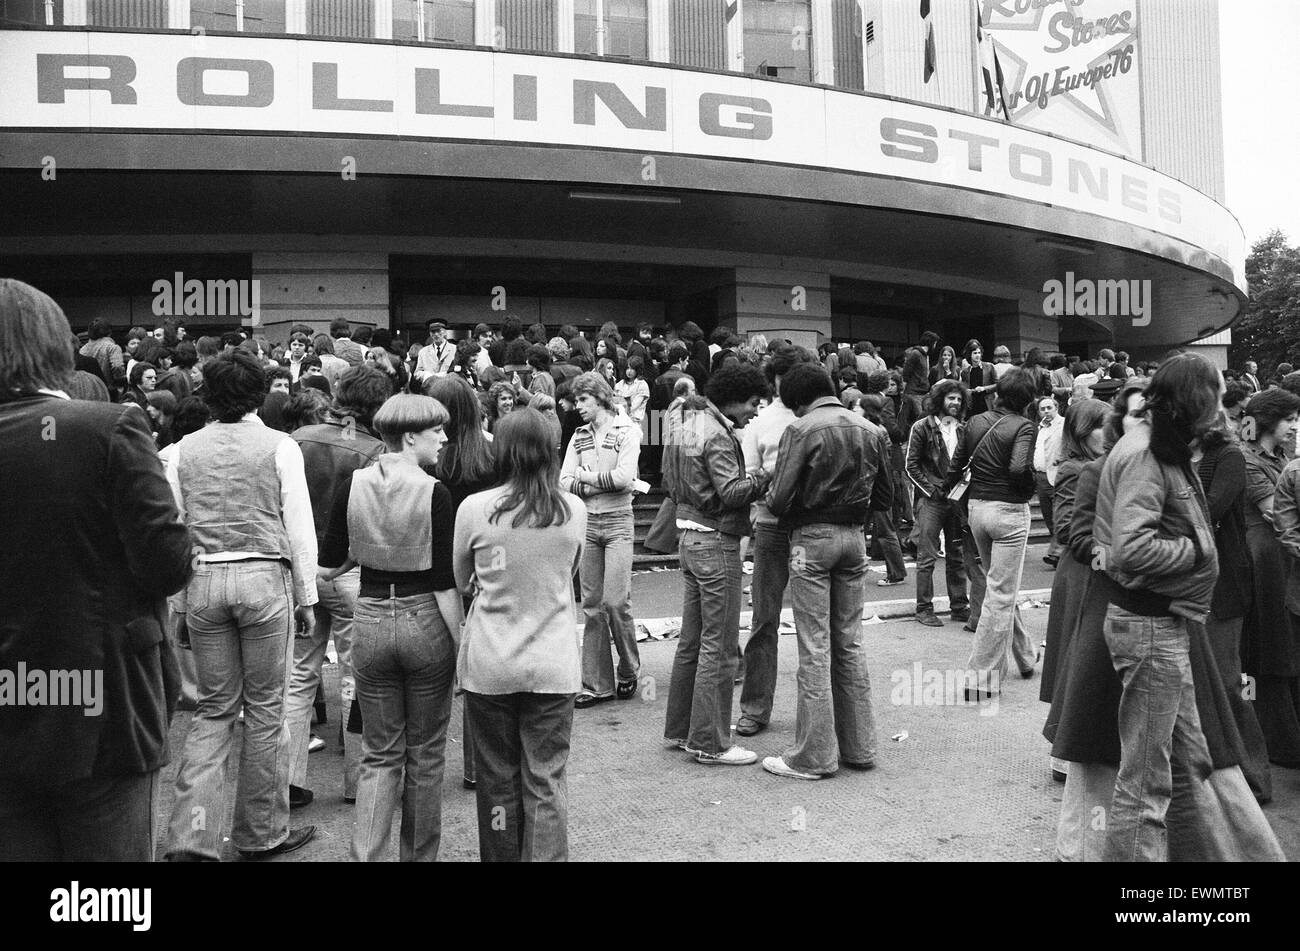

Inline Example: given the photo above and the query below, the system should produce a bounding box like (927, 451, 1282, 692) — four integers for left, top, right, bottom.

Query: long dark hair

(1057, 398, 1109, 463)
(425, 374, 494, 487)
(1144, 352, 1222, 466)
(490, 408, 572, 529)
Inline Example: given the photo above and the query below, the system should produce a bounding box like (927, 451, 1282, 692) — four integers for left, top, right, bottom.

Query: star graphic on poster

(983, 0, 1137, 139)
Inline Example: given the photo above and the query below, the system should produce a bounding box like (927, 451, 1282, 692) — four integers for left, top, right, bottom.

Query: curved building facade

(0, 0, 1241, 360)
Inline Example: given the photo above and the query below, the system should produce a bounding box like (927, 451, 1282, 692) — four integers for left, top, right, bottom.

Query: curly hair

(487, 380, 518, 420)
(925, 378, 968, 418)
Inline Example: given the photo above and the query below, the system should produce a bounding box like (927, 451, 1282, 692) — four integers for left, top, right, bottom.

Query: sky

(1219, 0, 1300, 248)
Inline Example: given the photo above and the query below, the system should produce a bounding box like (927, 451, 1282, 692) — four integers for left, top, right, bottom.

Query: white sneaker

(308, 734, 326, 753)
(761, 755, 823, 780)
(694, 745, 758, 766)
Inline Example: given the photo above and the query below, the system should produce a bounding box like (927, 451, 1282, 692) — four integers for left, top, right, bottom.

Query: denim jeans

(580, 509, 640, 697)
(784, 523, 877, 774)
(350, 591, 455, 862)
(665, 530, 743, 755)
(869, 509, 907, 582)
(165, 561, 293, 859)
(966, 500, 1036, 683)
(0, 770, 158, 861)
(1034, 471, 1061, 559)
(962, 523, 985, 627)
(912, 496, 968, 614)
(467, 691, 574, 862)
(286, 567, 361, 798)
(740, 523, 790, 725)
(1056, 761, 1118, 862)
(1101, 606, 1285, 862)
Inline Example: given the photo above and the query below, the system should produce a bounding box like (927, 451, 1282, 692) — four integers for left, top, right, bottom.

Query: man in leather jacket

(762, 363, 892, 781)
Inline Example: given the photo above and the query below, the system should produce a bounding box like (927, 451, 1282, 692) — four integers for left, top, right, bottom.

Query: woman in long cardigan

(425, 374, 498, 790)
(1040, 399, 1109, 783)
(1241, 389, 1300, 765)
(1198, 424, 1273, 801)
(1046, 385, 1143, 860)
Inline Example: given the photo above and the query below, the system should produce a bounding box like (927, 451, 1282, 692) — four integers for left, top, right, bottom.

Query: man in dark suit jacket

(0, 279, 193, 861)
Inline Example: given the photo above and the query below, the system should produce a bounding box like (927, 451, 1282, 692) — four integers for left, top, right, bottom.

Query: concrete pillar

(719, 267, 832, 351)
(251, 252, 390, 338)
(375, 0, 393, 38)
(995, 301, 1063, 360)
(810, 0, 835, 85)
(646, 0, 670, 61)
(475, 0, 497, 46)
(726, 0, 745, 72)
(286, 0, 307, 33)
(557, 0, 575, 51)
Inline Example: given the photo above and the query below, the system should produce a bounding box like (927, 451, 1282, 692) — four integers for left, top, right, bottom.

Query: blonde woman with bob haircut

(319, 393, 464, 862)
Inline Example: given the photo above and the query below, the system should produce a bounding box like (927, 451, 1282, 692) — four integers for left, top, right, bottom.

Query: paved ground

(152, 538, 1300, 861)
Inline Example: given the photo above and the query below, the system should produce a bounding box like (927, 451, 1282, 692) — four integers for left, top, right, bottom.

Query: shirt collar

(806, 395, 843, 413)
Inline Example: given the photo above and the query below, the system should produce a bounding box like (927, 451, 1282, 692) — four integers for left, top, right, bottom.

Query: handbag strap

(962, 415, 1013, 474)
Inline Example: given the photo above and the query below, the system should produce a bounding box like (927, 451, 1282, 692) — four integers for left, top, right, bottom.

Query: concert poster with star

(981, 0, 1144, 161)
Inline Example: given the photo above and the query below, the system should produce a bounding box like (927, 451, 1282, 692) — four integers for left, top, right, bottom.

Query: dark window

(1, 0, 63, 25)
(308, 0, 373, 38)
(87, 0, 168, 27)
(669, 0, 724, 70)
(497, 0, 555, 52)
(832, 0, 863, 89)
(743, 0, 811, 83)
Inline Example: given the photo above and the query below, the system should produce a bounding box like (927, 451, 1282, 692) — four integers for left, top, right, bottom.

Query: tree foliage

(1229, 230, 1300, 379)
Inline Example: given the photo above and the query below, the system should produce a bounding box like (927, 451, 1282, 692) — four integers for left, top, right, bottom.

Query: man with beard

(905, 379, 970, 628)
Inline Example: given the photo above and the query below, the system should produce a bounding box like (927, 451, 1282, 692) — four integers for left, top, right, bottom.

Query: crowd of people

(4, 272, 1299, 863)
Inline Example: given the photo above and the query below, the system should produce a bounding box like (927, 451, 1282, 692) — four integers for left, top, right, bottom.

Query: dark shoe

(1020, 668, 1036, 680)
(239, 826, 317, 860)
(842, 760, 876, 771)
(735, 715, 766, 737)
(167, 851, 217, 862)
(915, 612, 944, 628)
(949, 608, 970, 623)
(616, 678, 638, 700)
(1043, 554, 1059, 568)
(343, 794, 356, 804)
(963, 687, 999, 702)
(962, 621, 978, 633)
(876, 577, 906, 587)
(462, 778, 477, 790)
(289, 785, 314, 809)
(574, 692, 614, 709)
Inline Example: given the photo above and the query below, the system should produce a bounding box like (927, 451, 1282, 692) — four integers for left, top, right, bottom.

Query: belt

(196, 556, 285, 565)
